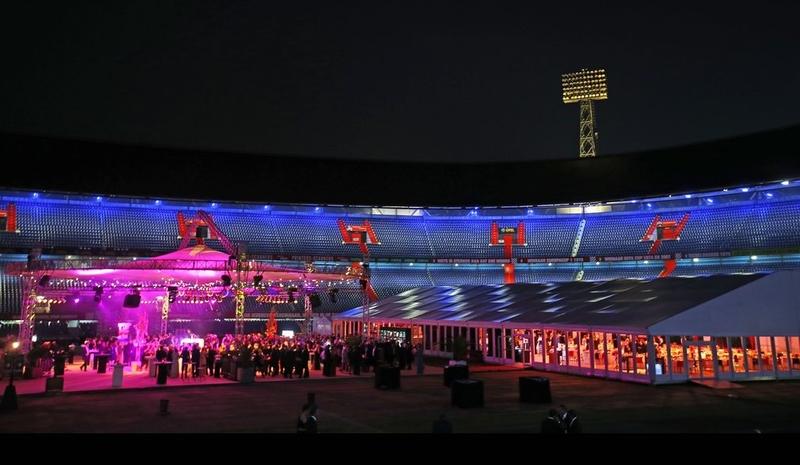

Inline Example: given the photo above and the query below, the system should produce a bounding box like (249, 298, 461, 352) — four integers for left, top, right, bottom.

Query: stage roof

(2, 126, 799, 206)
(337, 272, 800, 334)
(12, 245, 353, 287)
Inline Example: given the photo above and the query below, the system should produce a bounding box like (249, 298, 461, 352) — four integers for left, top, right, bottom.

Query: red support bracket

(1, 203, 17, 232)
(658, 259, 677, 278)
(503, 262, 516, 284)
(490, 222, 499, 245)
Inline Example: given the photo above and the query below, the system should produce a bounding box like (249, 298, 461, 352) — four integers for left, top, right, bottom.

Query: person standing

(191, 344, 201, 378)
(300, 344, 310, 378)
(206, 346, 217, 376)
(415, 343, 425, 375)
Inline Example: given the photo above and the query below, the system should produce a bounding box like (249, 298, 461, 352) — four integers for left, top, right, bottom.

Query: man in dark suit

(282, 346, 294, 378)
(299, 344, 310, 378)
(206, 346, 216, 376)
(191, 344, 201, 377)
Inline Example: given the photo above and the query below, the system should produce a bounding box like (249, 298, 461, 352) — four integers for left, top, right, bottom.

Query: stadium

(2, 126, 800, 387)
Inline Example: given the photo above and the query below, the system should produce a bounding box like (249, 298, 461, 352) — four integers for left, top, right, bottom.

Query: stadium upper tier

(2, 182, 800, 260)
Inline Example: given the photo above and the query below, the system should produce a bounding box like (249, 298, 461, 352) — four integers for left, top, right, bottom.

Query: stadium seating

(3, 194, 800, 318)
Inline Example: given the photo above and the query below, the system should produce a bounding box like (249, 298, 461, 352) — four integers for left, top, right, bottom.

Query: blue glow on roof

(493, 313, 523, 323)
(540, 306, 565, 313)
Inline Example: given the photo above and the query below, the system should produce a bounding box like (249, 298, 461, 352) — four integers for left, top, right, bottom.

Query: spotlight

(38, 275, 50, 287)
(93, 286, 103, 302)
(221, 275, 232, 286)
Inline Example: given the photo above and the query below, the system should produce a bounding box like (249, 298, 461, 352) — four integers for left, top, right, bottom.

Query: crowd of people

(5, 331, 425, 379)
(1, 329, 429, 386)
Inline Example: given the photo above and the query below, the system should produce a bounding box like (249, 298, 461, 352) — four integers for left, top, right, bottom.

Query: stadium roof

(338, 271, 800, 335)
(2, 125, 799, 206)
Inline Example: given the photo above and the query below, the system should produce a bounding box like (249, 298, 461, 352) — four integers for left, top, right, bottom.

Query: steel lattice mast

(561, 68, 608, 158)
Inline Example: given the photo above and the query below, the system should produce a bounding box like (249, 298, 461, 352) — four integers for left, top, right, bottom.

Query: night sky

(2, 1, 798, 163)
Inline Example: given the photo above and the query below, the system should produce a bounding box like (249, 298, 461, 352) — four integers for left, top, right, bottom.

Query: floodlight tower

(561, 68, 608, 158)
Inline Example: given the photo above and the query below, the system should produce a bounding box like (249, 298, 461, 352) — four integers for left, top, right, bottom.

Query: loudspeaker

(168, 286, 178, 303)
(123, 293, 141, 308)
(309, 294, 322, 308)
(196, 226, 210, 239)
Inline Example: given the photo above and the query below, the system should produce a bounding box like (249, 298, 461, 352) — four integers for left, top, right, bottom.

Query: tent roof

(339, 273, 769, 332)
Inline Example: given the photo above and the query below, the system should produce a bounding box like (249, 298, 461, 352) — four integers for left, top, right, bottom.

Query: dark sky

(2, 1, 799, 162)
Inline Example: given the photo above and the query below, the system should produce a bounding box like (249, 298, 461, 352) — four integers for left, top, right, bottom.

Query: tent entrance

(685, 341, 717, 380)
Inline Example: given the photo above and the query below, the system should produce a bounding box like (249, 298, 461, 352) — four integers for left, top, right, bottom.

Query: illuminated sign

(380, 327, 410, 342)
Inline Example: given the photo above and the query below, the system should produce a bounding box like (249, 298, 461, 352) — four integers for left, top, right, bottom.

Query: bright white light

(723, 188, 729, 192)
(548, 263, 553, 266)
(766, 193, 773, 198)
(684, 194, 692, 199)
(33, 193, 39, 198)
(32, 335, 38, 343)
(96, 196, 102, 202)
(264, 205, 270, 209)
(781, 180, 790, 186)
(595, 261, 601, 265)
(741, 188, 749, 193)
(155, 200, 161, 205)
(454, 263, 459, 267)
(211, 203, 218, 207)
(12, 341, 20, 349)
(409, 262, 414, 266)
(706, 199, 714, 204)
(643, 260, 649, 264)
(750, 255, 758, 260)
(646, 203, 652, 208)
(73, 298, 80, 304)
(281, 330, 295, 338)
(692, 258, 699, 263)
